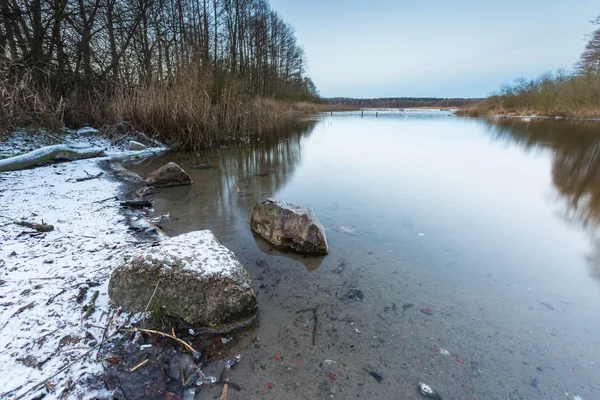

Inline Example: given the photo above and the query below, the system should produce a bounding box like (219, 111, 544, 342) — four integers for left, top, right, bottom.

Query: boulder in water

(145, 162, 192, 187)
(250, 198, 328, 255)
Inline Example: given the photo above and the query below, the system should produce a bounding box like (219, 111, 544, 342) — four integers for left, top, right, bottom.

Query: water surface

(129, 111, 600, 399)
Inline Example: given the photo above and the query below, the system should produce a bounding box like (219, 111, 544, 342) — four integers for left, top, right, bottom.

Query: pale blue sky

(269, 0, 599, 98)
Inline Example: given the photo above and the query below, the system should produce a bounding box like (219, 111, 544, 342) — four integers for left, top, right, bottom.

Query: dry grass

(458, 71, 600, 119)
(0, 66, 331, 150)
(0, 66, 67, 132)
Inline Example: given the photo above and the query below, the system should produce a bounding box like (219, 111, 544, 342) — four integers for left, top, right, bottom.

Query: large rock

(145, 162, 192, 187)
(108, 230, 258, 329)
(250, 198, 328, 255)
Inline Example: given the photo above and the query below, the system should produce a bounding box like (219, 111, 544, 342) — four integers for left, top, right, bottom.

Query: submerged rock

(145, 162, 192, 187)
(191, 163, 213, 170)
(250, 198, 328, 255)
(128, 140, 147, 151)
(108, 230, 258, 330)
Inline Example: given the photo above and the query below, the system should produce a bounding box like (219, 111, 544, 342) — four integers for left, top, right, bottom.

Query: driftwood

(0, 144, 106, 172)
(120, 200, 152, 209)
(14, 220, 54, 232)
(75, 171, 104, 182)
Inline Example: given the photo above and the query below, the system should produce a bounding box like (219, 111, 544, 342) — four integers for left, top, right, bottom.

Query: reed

(0, 65, 331, 150)
(457, 71, 600, 118)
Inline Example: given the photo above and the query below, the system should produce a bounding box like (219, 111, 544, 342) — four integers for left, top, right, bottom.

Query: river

(127, 110, 600, 400)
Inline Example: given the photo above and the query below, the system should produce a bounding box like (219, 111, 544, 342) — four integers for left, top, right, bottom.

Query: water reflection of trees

(128, 119, 318, 240)
(484, 118, 600, 280)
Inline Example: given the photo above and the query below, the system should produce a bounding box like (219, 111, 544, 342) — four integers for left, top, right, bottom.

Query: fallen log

(0, 144, 106, 172)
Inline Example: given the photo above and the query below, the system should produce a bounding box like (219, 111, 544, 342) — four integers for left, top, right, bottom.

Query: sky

(268, 0, 599, 98)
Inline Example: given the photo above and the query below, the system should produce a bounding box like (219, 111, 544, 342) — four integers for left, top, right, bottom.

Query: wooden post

(376, 112, 378, 118)
(361, 110, 364, 118)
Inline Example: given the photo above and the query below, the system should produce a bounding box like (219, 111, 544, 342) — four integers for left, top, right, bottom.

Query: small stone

(273, 353, 281, 361)
(128, 140, 147, 151)
(421, 307, 433, 315)
(267, 382, 274, 389)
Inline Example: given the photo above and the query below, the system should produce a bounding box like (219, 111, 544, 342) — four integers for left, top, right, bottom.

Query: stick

(97, 310, 115, 356)
(76, 172, 104, 182)
(129, 359, 149, 372)
(92, 196, 117, 204)
(220, 378, 230, 400)
(145, 219, 168, 237)
(122, 328, 198, 355)
(83, 291, 99, 319)
(142, 279, 161, 328)
(296, 307, 318, 345)
(14, 220, 54, 232)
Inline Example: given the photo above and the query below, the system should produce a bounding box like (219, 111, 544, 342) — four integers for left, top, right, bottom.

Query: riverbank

(456, 104, 600, 119)
(0, 131, 170, 398)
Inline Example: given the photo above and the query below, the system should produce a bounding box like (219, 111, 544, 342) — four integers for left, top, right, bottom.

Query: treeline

(0, 0, 320, 149)
(327, 97, 480, 108)
(460, 16, 600, 118)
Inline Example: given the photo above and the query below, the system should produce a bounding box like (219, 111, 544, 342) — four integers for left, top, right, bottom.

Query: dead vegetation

(0, 0, 325, 151)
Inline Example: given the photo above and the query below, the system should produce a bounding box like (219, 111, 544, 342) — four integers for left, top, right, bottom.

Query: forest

(0, 0, 321, 149)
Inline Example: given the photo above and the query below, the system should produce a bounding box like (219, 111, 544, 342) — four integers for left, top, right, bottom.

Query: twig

(29, 276, 65, 281)
(129, 359, 149, 372)
(145, 219, 168, 237)
(122, 328, 198, 355)
(142, 279, 161, 328)
(92, 196, 117, 204)
(76, 172, 104, 182)
(296, 307, 318, 345)
(97, 310, 115, 356)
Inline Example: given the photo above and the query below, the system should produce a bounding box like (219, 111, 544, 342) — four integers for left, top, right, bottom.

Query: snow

(0, 134, 165, 399)
(131, 230, 243, 278)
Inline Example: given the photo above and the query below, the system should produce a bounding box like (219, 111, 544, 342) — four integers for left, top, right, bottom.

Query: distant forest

(326, 97, 481, 108)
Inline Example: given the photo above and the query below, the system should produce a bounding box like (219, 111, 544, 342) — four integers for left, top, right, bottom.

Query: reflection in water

(124, 112, 600, 399)
(127, 119, 323, 268)
(484, 118, 600, 280)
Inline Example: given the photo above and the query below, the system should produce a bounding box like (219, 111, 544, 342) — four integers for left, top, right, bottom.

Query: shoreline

(0, 134, 167, 398)
(455, 107, 600, 120)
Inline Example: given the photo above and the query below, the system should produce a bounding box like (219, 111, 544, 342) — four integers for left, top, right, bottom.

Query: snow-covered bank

(0, 134, 165, 399)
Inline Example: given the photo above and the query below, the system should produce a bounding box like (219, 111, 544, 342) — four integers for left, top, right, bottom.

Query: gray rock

(76, 127, 100, 136)
(145, 162, 192, 187)
(250, 198, 328, 255)
(128, 140, 147, 151)
(108, 231, 258, 330)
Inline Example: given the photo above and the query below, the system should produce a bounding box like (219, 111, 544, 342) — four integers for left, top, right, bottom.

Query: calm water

(128, 111, 600, 400)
